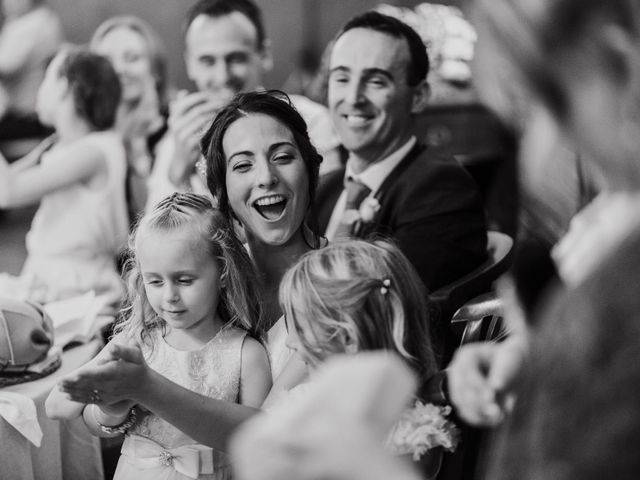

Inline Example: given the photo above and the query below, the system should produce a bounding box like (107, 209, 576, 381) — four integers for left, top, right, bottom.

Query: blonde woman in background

(91, 15, 169, 221)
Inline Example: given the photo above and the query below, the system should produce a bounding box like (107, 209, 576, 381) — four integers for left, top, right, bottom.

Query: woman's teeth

(255, 194, 285, 206)
(345, 114, 370, 126)
(254, 195, 287, 220)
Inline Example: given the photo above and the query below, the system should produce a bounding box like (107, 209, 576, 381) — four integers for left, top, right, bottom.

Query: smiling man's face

(328, 27, 417, 169)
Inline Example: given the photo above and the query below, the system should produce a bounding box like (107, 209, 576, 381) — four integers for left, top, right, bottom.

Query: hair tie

(380, 278, 391, 295)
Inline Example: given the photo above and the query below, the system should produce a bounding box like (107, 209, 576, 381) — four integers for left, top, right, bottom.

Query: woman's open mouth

(253, 194, 288, 221)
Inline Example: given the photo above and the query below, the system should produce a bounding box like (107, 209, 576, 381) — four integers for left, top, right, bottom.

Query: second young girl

(47, 192, 272, 480)
(280, 239, 437, 382)
(276, 239, 455, 479)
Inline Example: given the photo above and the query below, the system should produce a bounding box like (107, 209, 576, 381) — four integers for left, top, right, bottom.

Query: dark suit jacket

(317, 143, 488, 294)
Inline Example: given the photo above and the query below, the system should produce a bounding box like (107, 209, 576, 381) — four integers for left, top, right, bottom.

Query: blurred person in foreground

(448, 0, 640, 430)
(488, 224, 640, 480)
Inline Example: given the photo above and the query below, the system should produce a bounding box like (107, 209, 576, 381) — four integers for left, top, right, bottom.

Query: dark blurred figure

(489, 223, 640, 480)
(448, 0, 640, 471)
(0, 0, 62, 144)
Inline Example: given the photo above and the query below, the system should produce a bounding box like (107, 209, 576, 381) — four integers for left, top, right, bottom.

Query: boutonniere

(359, 197, 381, 223)
(386, 400, 460, 461)
(352, 196, 381, 237)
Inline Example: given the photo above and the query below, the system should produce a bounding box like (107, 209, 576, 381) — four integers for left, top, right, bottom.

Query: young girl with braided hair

(47, 192, 271, 480)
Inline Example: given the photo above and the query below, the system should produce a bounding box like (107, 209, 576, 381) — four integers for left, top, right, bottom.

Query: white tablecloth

(0, 341, 104, 480)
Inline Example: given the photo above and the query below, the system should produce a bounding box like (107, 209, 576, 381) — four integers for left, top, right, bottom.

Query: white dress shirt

(326, 136, 417, 241)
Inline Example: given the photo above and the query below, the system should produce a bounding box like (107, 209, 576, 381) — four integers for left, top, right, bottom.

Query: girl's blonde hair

(114, 193, 263, 348)
(279, 239, 437, 380)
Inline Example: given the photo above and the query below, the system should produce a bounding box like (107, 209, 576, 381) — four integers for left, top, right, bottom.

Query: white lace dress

(114, 327, 247, 480)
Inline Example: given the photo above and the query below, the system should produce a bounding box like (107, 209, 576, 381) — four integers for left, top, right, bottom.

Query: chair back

(434, 233, 513, 480)
(431, 231, 513, 323)
(451, 291, 506, 345)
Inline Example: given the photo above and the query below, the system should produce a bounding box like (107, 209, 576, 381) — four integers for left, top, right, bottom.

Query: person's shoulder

(410, 145, 467, 172)
(240, 335, 270, 368)
(79, 131, 126, 165)
(395, 145, 476, 189)
(59, 134, 107, 162)
(318, 166, 344, 188)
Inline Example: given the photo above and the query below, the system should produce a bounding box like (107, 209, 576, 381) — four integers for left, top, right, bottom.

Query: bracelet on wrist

(92, 405, 138, 435)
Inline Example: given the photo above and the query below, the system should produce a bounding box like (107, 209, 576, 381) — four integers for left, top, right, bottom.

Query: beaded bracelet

(92, 405, 138, 435)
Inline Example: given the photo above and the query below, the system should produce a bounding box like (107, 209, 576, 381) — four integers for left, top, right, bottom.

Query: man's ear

(260, 39, 274, 73)
(410, 79, 430, 114)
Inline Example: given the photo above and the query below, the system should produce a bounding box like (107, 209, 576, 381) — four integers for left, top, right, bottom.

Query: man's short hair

(336, 11, 429, 86)
(184, 0, 266, 48)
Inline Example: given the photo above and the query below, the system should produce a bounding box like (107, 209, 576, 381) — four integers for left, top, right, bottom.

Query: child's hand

(96, 399, 136, 418)
(60, 343, 148, 406)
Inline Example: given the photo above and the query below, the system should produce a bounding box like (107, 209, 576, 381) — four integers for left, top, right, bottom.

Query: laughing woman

(60, 90, 324, 449)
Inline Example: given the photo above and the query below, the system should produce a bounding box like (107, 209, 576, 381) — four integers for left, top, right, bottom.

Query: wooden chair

(431, 231, 514, 332)
(436, 242, 513, 480)
(452, 291, 506, 345)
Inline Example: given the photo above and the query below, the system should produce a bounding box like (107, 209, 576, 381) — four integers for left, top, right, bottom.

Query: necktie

(334, 178, 371, 241)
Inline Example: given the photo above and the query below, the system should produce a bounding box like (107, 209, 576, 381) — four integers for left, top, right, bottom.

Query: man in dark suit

(319, 11, 487, 294)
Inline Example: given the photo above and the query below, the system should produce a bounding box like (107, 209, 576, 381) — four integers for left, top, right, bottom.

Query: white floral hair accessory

(386, 400, 460, 461)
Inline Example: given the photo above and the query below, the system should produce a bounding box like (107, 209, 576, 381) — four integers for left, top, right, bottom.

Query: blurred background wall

(49, 0, 461, 92)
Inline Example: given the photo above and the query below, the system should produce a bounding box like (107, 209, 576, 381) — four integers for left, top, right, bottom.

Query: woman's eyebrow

(267, 142, 297, 155)
(227, 150, 254, 162)
(227, 141, 297, 162)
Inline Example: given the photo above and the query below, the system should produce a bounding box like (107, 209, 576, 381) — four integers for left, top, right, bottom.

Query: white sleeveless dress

(265, 317, 293, 381)
(20, 131, 128, 305)
(114, 326, 247, 480)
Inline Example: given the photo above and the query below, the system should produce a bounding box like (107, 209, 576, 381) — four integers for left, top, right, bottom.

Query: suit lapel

(374, 143, 425, 202)
(355, 143, 426, 239)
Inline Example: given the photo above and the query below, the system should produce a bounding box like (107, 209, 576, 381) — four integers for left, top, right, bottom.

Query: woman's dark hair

(200, 89, 322, 247)
(336, 11, 429, 86)
(58, 47, 121, 130)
